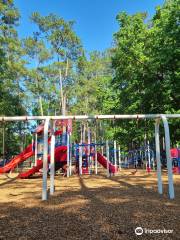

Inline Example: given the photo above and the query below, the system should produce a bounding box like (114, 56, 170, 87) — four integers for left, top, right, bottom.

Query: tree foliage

(0, 0, 27, 158)
(111, 0, 180, 146)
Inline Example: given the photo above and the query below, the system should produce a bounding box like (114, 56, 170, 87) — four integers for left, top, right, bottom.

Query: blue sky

(14, 0, 165, 52)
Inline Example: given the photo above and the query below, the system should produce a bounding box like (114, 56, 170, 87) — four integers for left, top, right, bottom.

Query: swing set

(0, 114, 179, 201)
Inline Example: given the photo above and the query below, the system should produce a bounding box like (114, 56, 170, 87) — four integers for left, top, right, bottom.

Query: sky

(14, 0, 165, 53)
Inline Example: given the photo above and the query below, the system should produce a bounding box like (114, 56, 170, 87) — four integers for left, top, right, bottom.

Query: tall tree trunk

(2, 125, 5, 163)
(63, 58, 69, 115)
(65, 58, 69, 77)
(35, 73, 44, 116)
(63, 94, 66, 115)
(39, 96, 44, 116)
(59, 68, 65, 115)
(83, 123, 86, 143)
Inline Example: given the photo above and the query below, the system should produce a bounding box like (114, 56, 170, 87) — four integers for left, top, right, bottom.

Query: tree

(0, 0, 26, 109)
(0, 0, 27, 158)
(71, 50, 113, 115)
(111, 0, 180, 146)
(68, 50, 114, 141)
(31, 12, 82, 115)
(23, 35, 52, 115)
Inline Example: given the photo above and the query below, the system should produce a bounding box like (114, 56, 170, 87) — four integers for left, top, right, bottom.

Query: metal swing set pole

(42, 118, 49, 201)
(118, 145, 121, 170)
(94, 122, 98, 175)
(50, 120, 55, 195)
(106, 140, 110, 177)
(34, 133, 38, 167)
(66, 132, 70, 178)
(79, 124, 83, 175)
(114, 140, 117, 173)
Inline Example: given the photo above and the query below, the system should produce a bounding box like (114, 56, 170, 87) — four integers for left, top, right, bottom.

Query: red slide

(0, 129, 62, 175)
(19, 146, 67, 178)
(0, 144, 34, 174)
(97, 152, 118, 173)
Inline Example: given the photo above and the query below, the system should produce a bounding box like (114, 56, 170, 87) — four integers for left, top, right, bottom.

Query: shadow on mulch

(0, 177, 18, 187)
(0, 174, 179, 240)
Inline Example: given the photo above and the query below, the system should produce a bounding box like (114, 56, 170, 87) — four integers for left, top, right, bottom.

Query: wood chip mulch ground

(0, 169, 179, 240)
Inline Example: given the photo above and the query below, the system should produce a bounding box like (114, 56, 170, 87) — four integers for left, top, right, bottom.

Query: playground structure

(120, 142, 155, 171)
(171, 148, 180, 174)
(0, 114, 180, 201)
(0, 121, 119, 178)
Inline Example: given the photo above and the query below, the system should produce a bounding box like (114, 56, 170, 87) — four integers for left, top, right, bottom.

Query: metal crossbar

(0, 114, 180, 121)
